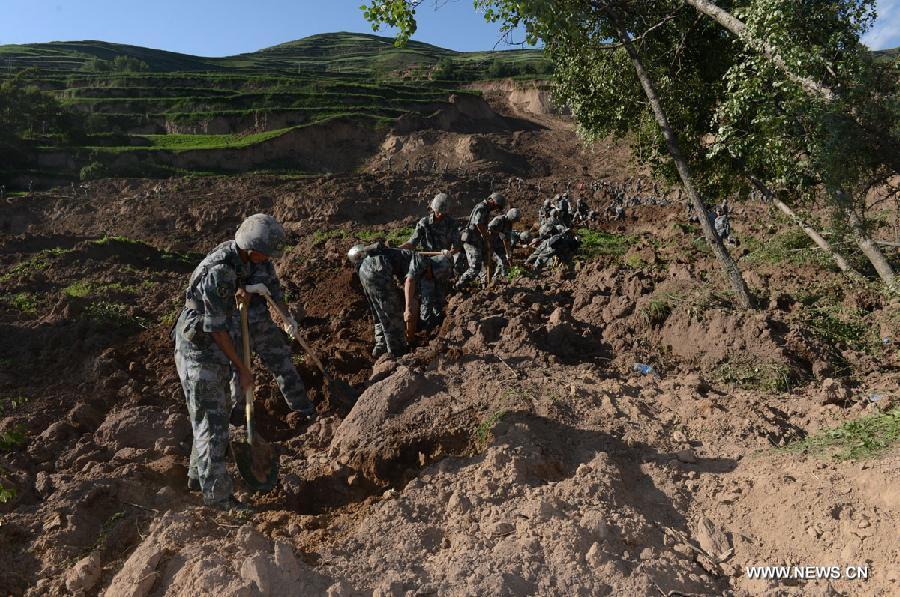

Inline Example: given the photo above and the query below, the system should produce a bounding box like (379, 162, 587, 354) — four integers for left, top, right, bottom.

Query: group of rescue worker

(172, 190, 589, 513)
(346, 190, 590, 361)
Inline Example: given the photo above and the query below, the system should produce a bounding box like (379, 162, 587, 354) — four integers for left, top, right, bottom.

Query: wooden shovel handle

(261, 294, 331, 381)
(239, 303, 255, 444)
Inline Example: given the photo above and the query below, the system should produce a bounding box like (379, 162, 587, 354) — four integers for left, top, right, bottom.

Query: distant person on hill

(539, 197, 553, 225)
(575, 197, 594, 223)
(172, 214, 288, 514)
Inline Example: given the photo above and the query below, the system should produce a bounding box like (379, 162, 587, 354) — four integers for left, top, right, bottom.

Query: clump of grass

(91, 235, 147, 247)
(785, 408, 900, 460)
(641, 294, 679, 326)
(313, 229, 349, 244)
(507, 265, 529, 282)
(0, 425, 27, 452)
(691, 236, 712, 255)
(83, 301, 148, 330)
(356, 229, 383, 242)
(744, 229, 832, 268)
(161, 248, 198, 264)
(474, 409, 507, 445)
(624, 253, 645, 269)
(0, 248, 72, 283)
(386, 226, 415, 246)
(0, 483, 15, 504)
(714, 359, 792, 393)
(576, 228, 634, 259)
(65, 280, 150, 299)
(159, 310, 179, 326)
(793, 286, 879, 354)
(802, 305, 873, 351)
(2, 292, 38, 314)
(684, 288, 735, 320)
(64, 281, 93, 298)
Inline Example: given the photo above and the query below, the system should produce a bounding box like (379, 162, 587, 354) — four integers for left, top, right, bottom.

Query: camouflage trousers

(458, 239, 486, 288)
(526, 240, 558, 271)
(359, 255, 408, 357)
(174, 327, 233, 506)
(229, 315, 311, 413)
(491, 242, 510, 280)
(418, 277, 445, 331)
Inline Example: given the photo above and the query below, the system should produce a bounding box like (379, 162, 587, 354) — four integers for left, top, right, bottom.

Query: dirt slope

(1, 98, 898, 597)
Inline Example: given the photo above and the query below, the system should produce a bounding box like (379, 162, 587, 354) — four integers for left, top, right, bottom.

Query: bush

(112, 55, 150, 72)
(488, 59, 517, 78)
(433, 57, 457, 80)
(81, 56, 149, 73)
(80, 161, 107, 181)
(0, 425, 26, 451)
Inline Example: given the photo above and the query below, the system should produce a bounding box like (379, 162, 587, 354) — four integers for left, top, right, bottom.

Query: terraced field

(0, 32, 549, 181)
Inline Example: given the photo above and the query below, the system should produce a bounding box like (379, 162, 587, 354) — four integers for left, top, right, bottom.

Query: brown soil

(0, 87, 898, 596)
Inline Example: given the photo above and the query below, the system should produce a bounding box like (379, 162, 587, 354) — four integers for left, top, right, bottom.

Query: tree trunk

(845, 207, 897, 291)
(684, 0, 836, 102)
(610, 13, 754, 308)
(748, 177, 859, 276)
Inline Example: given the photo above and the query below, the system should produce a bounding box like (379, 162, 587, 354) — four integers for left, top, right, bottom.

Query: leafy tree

(0, 71, 86, 184)
(433, 56, 457, 80)
(363, 0, 755, 306)
(112, 55, 150, 72)
(707, 0, 898, 289)
(487, 58, 512, 78)
(81, 55, 150, 73)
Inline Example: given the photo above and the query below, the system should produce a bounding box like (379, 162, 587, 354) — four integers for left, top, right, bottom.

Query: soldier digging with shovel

(173, 214, 287, 514)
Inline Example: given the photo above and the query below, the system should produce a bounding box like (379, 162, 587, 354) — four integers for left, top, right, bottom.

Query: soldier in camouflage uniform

(526, 228, 581, 271)
(539, 197, 553, 225)
(173, 214, 286, 513)
(404, 192, 468, 277)
(227, 259, 315, 421)
(487, 208, 520, 281)
(400, 192, 460, 253)
(348, 244, 453, 358)
(456, 192, 506, 289)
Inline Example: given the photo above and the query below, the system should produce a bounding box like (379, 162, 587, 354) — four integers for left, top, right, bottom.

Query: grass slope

(0, 32, 550, 180)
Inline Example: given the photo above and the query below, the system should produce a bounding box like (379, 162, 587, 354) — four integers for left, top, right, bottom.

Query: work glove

(282, 315, 298, 339)
(244, 283, 271, 296)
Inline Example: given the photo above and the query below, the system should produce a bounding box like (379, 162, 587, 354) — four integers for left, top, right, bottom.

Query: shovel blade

(326, 377, 358, 409)
(231, 435, 279, 493)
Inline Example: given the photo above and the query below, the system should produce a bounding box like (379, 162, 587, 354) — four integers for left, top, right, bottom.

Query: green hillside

(0, 31, 547, 77)
(0, 32, 550, 185)
(872, 47, 899, 63)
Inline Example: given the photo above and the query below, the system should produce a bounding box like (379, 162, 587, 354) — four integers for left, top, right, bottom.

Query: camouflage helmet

(347, 244, 368, 265)
(429, 254, 453, 281)
(506, 208, 521, 222)
(488, 192, 506, 209)
(431, 192, 449, 214)
(235, 214, 286, 258)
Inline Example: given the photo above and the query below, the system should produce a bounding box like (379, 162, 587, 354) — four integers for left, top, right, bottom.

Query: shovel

(231, 303, 279, 492)
(261, 293, 358, 408)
